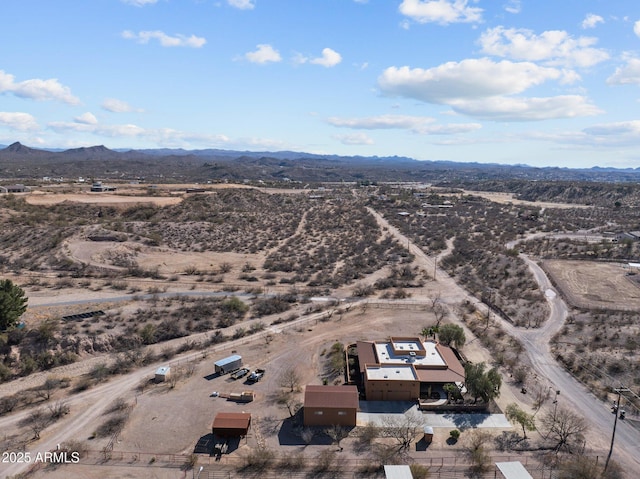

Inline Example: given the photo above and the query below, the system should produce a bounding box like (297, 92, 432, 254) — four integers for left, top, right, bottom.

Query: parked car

(231, 367, 250, 380)
(247, 368, 265, 383)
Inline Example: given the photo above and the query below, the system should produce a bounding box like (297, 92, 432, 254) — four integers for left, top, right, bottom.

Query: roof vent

(383, 375, 388, 378)
(409, 351, 416, 357)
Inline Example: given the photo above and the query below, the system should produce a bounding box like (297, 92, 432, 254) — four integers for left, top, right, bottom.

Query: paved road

(369, 207, 640, 471)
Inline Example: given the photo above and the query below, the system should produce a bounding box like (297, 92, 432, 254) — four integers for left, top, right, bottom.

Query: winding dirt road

(369, 207, 640, 472)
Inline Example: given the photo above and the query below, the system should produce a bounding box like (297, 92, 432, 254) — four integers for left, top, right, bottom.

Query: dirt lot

(15, 304, 525, 479)
(542, 260, 640, 310)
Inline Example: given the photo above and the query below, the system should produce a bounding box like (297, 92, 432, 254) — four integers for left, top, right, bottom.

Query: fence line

(77, 448, 599, 478)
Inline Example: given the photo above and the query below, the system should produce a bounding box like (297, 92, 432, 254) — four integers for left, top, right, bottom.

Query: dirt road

(0, 306, 341, 478)
(369, 207, 640, 471)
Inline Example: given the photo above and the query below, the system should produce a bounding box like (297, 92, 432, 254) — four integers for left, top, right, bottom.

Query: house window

(314, 411, 323, 415)
(337, 411, 347, 416)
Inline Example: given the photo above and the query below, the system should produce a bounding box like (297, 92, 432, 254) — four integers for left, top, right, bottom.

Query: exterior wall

(364, 379, 420, 401)
(303, 406, 357, 427)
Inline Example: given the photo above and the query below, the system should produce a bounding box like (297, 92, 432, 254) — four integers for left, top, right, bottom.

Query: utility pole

(605, 386, 630, 472)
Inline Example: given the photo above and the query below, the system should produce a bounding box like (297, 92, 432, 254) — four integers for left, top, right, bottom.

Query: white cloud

(47, 118, 238, 148)
(0, 112, 38, 131)
(478, 26, 609, 68)
(0, 70, 79, 105)
(378, 59, 598, 121)
(398, 0, 483, 25)
(121, 0, 157, 6)
(244, 44, 281, 64)
(74, 112, 98, 125)
(334, 133, 374, 145)
(227, 0, 255, 10)
(582, 13, 604, 29)
(102, 98, 142, 113)
(450, 95, 602, 121)
(310, 48, 342, 67)
(634, 20, 640, 38)
(503, 0, 521, 14)
(329, 114, 434, 130)
(121, 30, 206, 48)
(328, 114, 481, 135)
(607, 57, 640, 85)
(584, 121, 640, 136)
(378, 59, 572, 103)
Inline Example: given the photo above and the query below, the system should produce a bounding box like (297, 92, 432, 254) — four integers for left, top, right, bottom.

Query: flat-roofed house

(357, 337, 465, 401)
(303, 385, 359, 427)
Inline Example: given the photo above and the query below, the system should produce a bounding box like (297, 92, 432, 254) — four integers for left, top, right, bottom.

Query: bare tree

(21, 407, 51, 440)
(381, 411, 423, 451)
(464, 430, 493, 478)
(531, 384, 551, 415)
(325, 424, 350, 451)
(278, 366, 301, 392)
(433, 303, 447, 327)
(540, 406, 588, 454)
(276, 390, 302, 417)
(48, 400, 70, 420)
(37, 376, 62, 401)
(430, 291, 441, 309)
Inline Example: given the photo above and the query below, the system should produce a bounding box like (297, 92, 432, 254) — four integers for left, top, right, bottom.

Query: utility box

(215, 354, 243, 375)
(423, 425, 434, 443)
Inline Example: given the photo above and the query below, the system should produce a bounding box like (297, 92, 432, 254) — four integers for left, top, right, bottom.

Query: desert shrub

(96, 412, 129, 438)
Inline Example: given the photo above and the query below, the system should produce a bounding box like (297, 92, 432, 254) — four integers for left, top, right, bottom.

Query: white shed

(495, 461, 533, 479)
(155, 366, 171, 382)
(384, 465, 413, 479)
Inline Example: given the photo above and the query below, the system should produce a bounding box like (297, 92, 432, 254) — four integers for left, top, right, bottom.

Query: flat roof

(304, 385, 359, 409)
(365, 364, 417, 381)
(496, 462, 533, 479)
(155, 366, 170, 375)
(214, 354, 242, 367)
(375, 341, 446, 368)
(391, 339, 422, 351)
(384, 465, 414, 479)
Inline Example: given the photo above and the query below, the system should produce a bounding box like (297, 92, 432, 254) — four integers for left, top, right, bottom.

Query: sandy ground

(25, 193, 183, 206)
(1, 198, 632, 478)
(543, 259, 640, 310)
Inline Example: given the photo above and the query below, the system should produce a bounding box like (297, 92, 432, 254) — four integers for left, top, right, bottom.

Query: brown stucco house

(357, 337, 465, 401)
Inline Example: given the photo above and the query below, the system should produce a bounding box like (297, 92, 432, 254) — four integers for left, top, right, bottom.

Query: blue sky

(1, 0, 640, 168)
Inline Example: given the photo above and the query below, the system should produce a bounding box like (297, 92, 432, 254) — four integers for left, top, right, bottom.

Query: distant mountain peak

(4, 142, 36, 154)
(65, 145, 113, 154)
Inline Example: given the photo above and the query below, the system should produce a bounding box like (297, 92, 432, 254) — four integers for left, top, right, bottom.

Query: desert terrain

(0, 183, 639, 479)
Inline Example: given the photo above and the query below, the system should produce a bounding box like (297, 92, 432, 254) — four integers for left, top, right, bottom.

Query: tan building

(303, 385, 359, 427)
(357, 337, 465, 401)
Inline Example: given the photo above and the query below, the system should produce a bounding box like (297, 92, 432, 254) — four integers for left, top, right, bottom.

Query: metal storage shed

(214, 354, 242, 374)
(384, 465, 413, 479)
(495, 461, 533, 479)
(155, 366, 170, 382)
(211, 412, 251, 437)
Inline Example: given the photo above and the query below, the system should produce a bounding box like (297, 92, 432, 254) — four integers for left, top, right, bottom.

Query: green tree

(0, 279, 27, 331)
(438, 323, 466, 348)
(464, 362, 502, 403)
(505, 403, 536, 439)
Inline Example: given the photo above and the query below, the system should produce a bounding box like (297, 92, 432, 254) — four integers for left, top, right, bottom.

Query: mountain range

(1, 142, 639, 184)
